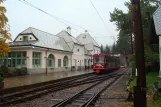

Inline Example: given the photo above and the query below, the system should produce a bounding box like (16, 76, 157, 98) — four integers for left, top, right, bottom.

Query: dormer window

(23, 36, 28, 42)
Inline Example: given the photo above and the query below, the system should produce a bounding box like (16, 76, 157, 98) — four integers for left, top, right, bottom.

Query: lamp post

(131, 0, 146, 107)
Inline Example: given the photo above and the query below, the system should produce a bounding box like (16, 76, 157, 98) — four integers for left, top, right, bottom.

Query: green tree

(105, 45, 110, 54)
(115, 29, 131, 54)
(110, 0, 160, 69)
(100, 44, 104, 53)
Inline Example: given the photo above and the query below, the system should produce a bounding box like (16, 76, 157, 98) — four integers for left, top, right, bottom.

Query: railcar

(93, 54, 120, 73)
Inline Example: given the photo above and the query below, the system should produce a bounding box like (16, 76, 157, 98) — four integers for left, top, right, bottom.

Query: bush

(8, 67, 27, 76)
(19, 67, 27, 75)
(0, 65, 8, 77)
(0, 76, 4, 82)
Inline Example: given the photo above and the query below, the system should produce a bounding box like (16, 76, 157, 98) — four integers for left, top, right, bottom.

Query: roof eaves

(10, 44, 73, 53)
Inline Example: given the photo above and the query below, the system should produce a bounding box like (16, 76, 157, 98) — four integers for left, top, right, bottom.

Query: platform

(4, 69, 93, 88)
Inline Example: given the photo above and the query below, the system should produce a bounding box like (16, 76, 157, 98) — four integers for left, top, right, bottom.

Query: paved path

(4, 69, 93, 88)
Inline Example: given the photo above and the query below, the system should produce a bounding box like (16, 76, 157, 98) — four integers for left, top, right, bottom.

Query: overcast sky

(3, 0, 128, 46)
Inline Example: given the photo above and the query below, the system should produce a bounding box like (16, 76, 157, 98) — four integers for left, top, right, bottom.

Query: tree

(0, 0, 11, 56)
(100, 44, 104, 53)
(115, 29, 131, 54)
(105, 45, 110, 54)
(110, 0, 160, 69)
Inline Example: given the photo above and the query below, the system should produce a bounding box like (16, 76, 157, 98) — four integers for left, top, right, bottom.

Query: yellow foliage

(0, 0, 11, 57)
(0, 39, 10, 56)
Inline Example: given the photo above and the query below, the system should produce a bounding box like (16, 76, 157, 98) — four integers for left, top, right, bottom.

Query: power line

(88, 0, 114, 36)
(19, 0, 80, 33)
(18, 0, 111, 38)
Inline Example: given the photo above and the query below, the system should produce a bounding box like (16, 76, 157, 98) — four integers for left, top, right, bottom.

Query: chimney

(67, 26, 71, 34)
(85, 30, 88, 33)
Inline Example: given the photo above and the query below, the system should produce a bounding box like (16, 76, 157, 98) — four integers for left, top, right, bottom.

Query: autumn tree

(0, 0, 11, 56)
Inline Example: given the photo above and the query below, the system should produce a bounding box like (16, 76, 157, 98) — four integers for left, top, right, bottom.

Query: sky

(3, 0, 128, 46)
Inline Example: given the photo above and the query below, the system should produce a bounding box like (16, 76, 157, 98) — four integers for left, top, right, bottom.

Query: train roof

(93, 54, 120, 58)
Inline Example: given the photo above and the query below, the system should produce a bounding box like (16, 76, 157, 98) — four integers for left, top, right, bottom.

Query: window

(58, 59, 61, 67)
(23, 36, 28, 42)
(7, 52, 26, 67)
(0, 57, 8, 67)
(77, 49, 79, 52)
(30, 37, 32, 40)
(33, 52, 41, 68)
(48, 54, 55, 67)
(63, 56, 68, 67)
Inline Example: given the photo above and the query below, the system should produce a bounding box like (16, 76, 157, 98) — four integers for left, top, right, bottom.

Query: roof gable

(13, 27, 72, 52)
(76, 32, 100, 47)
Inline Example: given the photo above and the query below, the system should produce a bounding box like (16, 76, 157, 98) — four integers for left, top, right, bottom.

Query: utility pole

(131, 0, 146, 107)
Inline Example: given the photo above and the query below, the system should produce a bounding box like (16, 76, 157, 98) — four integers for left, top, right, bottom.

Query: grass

(130, 71, 161, 107)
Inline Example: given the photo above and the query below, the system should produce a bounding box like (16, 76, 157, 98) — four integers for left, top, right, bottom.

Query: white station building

(0, 27, 100, 74)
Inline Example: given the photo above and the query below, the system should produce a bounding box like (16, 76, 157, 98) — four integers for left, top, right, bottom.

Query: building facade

(76, 30, 100, 55)
(0, 27, 100, 74)
(56, 27, 91, 70)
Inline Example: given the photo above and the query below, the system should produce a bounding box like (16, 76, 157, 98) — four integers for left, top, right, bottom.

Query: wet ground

(4, 69, 93, 88)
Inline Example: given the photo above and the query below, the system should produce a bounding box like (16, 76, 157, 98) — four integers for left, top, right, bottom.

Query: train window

(94, 57, 104, 63)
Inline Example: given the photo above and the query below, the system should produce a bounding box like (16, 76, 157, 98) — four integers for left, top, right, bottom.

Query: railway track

(0, 68, 128, 106)
(51, 74, 123, 107)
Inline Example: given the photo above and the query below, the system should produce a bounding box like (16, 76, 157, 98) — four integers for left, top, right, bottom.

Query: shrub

(8, 67, 27, 76)
(20, 67, 27, 75)
(0, 65, 8, 77)
(0, 76, 4, 82)
(8, 68, 18, 76)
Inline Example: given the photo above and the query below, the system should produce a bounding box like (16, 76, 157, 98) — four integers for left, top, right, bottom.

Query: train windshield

(94, 57, 104, 63)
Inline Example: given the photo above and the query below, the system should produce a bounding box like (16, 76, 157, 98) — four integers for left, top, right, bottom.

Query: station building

(76, 30, 100, 55)
(0, 27, 100, 74)
(56, 27, 92, 71)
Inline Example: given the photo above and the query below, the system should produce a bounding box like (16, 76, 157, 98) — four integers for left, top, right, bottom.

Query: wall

(11, 47, 72, 74)
(15, 34, 36, 41)
(72, 44, 85, 70)
(159, 36, 161, 77)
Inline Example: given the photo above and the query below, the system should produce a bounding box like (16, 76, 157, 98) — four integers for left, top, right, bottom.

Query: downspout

(46, 49, 49, 75)
(71, 55, 72, 71)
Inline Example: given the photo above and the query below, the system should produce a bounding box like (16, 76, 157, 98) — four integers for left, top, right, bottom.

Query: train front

(93, 54, 105, 73)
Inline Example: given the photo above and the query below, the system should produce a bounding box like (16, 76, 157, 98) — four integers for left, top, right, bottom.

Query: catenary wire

(19, 0, 112, 38)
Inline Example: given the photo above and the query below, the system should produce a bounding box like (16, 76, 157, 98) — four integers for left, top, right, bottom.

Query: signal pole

(131, 0, 146, 107)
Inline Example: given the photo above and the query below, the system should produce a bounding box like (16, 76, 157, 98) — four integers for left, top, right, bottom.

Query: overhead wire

(88, 0, 115, 37)
(19, 0, 81, 34)
(18, 0, 111, 38)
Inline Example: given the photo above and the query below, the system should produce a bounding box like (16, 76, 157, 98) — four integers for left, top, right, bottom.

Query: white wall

(15, 35, 36, 41)
(84, 43, 93, 51)
(159, 36, 161, 77)
(10, 47, 72, 74)
(94, 46, 101, 54)
(71, 44, 85, 70)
